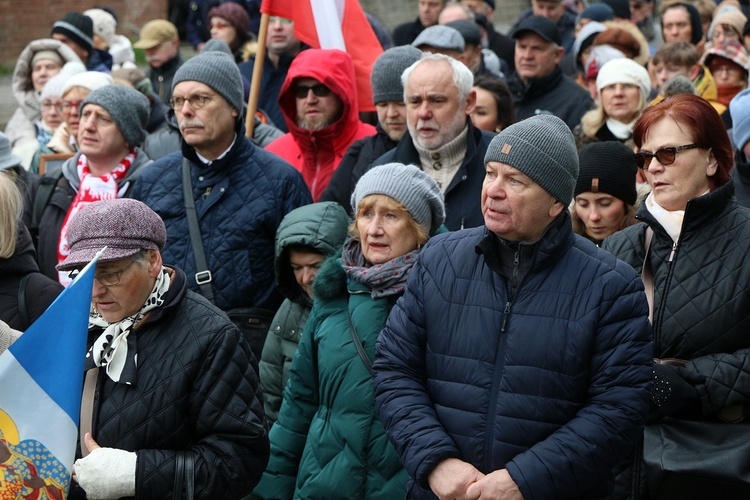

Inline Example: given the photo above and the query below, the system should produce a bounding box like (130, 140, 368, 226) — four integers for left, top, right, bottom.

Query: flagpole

(246, 13, 270, 138)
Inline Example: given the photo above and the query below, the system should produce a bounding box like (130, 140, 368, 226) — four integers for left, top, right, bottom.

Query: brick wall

(361, 0, 529, 35)
(0, 0, 168, 66)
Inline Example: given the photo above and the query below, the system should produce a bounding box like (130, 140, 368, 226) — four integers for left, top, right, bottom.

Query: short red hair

(633, 94, 732, 189)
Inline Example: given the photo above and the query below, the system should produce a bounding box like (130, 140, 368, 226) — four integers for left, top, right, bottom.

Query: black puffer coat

(70, 268, 269, 499)
(0, 225, 62, 330)
(603, 181, 750, 495)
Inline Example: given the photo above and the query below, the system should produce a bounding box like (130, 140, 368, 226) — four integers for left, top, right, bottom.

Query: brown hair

(651, 41, 699, 67)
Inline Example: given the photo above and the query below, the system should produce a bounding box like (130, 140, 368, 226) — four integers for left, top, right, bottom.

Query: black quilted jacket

(604, 181, 750, 411)
(71, 268, 269, 499)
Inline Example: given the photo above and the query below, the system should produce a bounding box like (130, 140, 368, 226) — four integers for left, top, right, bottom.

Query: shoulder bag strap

(17, 274, 32, 330)
(347, 298, 373, 375)
(173, 451, 194, 500)
(79, 367, 99, 458)
(173, 451, 184, 499)
(641, 227, 655, 324)
(184, 451, 194, 500)
(182, 158, 215, 304)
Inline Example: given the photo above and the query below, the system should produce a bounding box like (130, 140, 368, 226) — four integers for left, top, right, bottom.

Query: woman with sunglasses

(603, 93, 750, 497)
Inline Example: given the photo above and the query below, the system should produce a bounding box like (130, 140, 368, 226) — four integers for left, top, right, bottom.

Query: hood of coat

(12, 38, 82, 120)
(275, 201, 350, 302)
(277, 48, 363, 148)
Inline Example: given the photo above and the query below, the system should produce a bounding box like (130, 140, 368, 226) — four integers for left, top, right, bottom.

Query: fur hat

(351, 163, 446, 235)
(485, 115, 579, 205)
(57, 199, 166, 271)
(592, 27, 641, 59)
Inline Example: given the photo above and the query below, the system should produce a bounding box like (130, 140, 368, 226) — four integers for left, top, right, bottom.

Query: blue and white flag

(0, 249, 102, 499)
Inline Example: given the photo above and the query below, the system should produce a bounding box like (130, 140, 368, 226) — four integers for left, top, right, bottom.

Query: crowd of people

(2, 0, 750, 497)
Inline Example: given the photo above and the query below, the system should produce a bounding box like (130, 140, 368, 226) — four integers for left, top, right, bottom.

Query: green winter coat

(259, 202, 350, 426)
(253, 254, 408, 500)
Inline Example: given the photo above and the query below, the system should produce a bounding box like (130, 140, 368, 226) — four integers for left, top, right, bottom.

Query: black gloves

(650, 363, 704, 418)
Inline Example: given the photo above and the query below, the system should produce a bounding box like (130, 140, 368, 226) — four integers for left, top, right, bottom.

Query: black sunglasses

(293, 83, 332, 99)
(634, 143, 700, 169)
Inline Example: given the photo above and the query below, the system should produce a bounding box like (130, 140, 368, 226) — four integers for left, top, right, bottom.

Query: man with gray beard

(371, 53, 494, 230)
(131, 51, 312, 363)
(265, 48, 375, 201)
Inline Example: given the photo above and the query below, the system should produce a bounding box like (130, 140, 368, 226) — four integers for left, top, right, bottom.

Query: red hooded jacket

(265, 49, 375, 201)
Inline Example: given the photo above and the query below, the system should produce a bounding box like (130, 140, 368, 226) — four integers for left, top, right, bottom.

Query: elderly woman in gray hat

(57, 198, 268, 500)
(255, 163, 446, 499)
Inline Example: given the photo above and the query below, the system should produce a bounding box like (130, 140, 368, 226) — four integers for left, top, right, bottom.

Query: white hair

(401, 52, 474, 104)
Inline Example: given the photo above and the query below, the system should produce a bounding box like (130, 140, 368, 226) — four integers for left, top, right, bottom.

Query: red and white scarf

(57, 151, 136, 284)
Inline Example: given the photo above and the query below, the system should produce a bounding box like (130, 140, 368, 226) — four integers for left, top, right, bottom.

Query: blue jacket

(130, 132, 312, 312)
(373, 214, 652, 499)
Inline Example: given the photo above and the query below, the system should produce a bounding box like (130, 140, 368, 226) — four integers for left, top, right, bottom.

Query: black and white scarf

(85, 267, 171, 385)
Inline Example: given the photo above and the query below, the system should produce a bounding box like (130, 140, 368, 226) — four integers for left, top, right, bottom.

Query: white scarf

(606, 117, 636, 140)
(86, 267, 171, 385)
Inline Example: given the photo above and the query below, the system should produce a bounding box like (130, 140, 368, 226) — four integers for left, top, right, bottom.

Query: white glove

(74, 445, 137, 499)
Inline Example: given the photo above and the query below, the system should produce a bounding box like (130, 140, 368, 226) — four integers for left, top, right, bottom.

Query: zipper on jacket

(653, 238, 679, 353)
(500, 250, 520, 333)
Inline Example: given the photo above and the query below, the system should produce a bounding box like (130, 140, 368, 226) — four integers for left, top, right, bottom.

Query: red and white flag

(261, 0, 383, 111)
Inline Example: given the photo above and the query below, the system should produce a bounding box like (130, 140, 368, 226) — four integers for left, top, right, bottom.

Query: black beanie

(575, 142, 637, 206)
(52, 12, 94, 53)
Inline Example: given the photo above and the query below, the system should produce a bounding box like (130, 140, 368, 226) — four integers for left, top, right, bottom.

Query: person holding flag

(54, 198, 268, 499)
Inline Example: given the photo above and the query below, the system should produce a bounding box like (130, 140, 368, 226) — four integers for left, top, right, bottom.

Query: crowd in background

(2, 0, 750, 498)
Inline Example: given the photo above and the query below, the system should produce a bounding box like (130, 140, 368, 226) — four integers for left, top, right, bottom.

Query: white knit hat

(596, 58, 651, 100)
(84, 8, 117, 47)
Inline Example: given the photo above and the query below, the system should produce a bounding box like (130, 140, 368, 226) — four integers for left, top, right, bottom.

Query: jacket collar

(476, 211, 574, 277)
(636, 179, 737, 236)
(510, 65, 564, 100)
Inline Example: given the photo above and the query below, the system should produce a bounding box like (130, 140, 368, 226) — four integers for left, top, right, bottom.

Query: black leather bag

(644, 416, 750, 497)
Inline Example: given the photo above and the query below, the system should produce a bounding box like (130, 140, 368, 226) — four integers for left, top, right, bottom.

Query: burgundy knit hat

(57, 199, 166, 271)
(208, 2, 250, 35)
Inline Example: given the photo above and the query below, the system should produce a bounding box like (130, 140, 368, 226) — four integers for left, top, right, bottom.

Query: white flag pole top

(312, 0, 346, 50)
(70, 246, 107, 286)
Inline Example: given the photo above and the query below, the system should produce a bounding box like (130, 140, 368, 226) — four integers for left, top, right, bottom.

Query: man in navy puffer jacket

(131, 52, 312, 360)
(373, 114, 652, 499)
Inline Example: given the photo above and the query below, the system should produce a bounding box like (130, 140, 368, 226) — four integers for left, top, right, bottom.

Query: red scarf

(56, 151, 136, 284)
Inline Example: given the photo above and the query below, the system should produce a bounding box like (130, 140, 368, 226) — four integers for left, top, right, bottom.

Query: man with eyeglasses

(239, 16, 304, 132)
(56, 198, 269, 500)
(34, 84, 152, 285)
(265, 48, 376, 201)
(131, 51, 311, 363)
(30, 71, 113, 174)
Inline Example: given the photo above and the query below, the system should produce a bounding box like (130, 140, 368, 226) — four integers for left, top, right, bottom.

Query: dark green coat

(259, 202, 350, 426)
(254, 255, 408, 499)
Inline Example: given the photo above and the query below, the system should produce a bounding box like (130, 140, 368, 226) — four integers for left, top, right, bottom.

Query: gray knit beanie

(351, 163, 446, 235)
(81, 85, 149, 148)
(371, 46, 423, 104)
(57, 198, 167, 271)
(485, 115, 579, 205)
(172, 51, 244, 113)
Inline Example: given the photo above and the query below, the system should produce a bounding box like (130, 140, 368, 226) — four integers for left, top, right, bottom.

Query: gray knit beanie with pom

(371, 45, 423, 104)
(484, 115, 579, 205)
(172, 51, 244, 112)
(351, 163, 446, 235)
